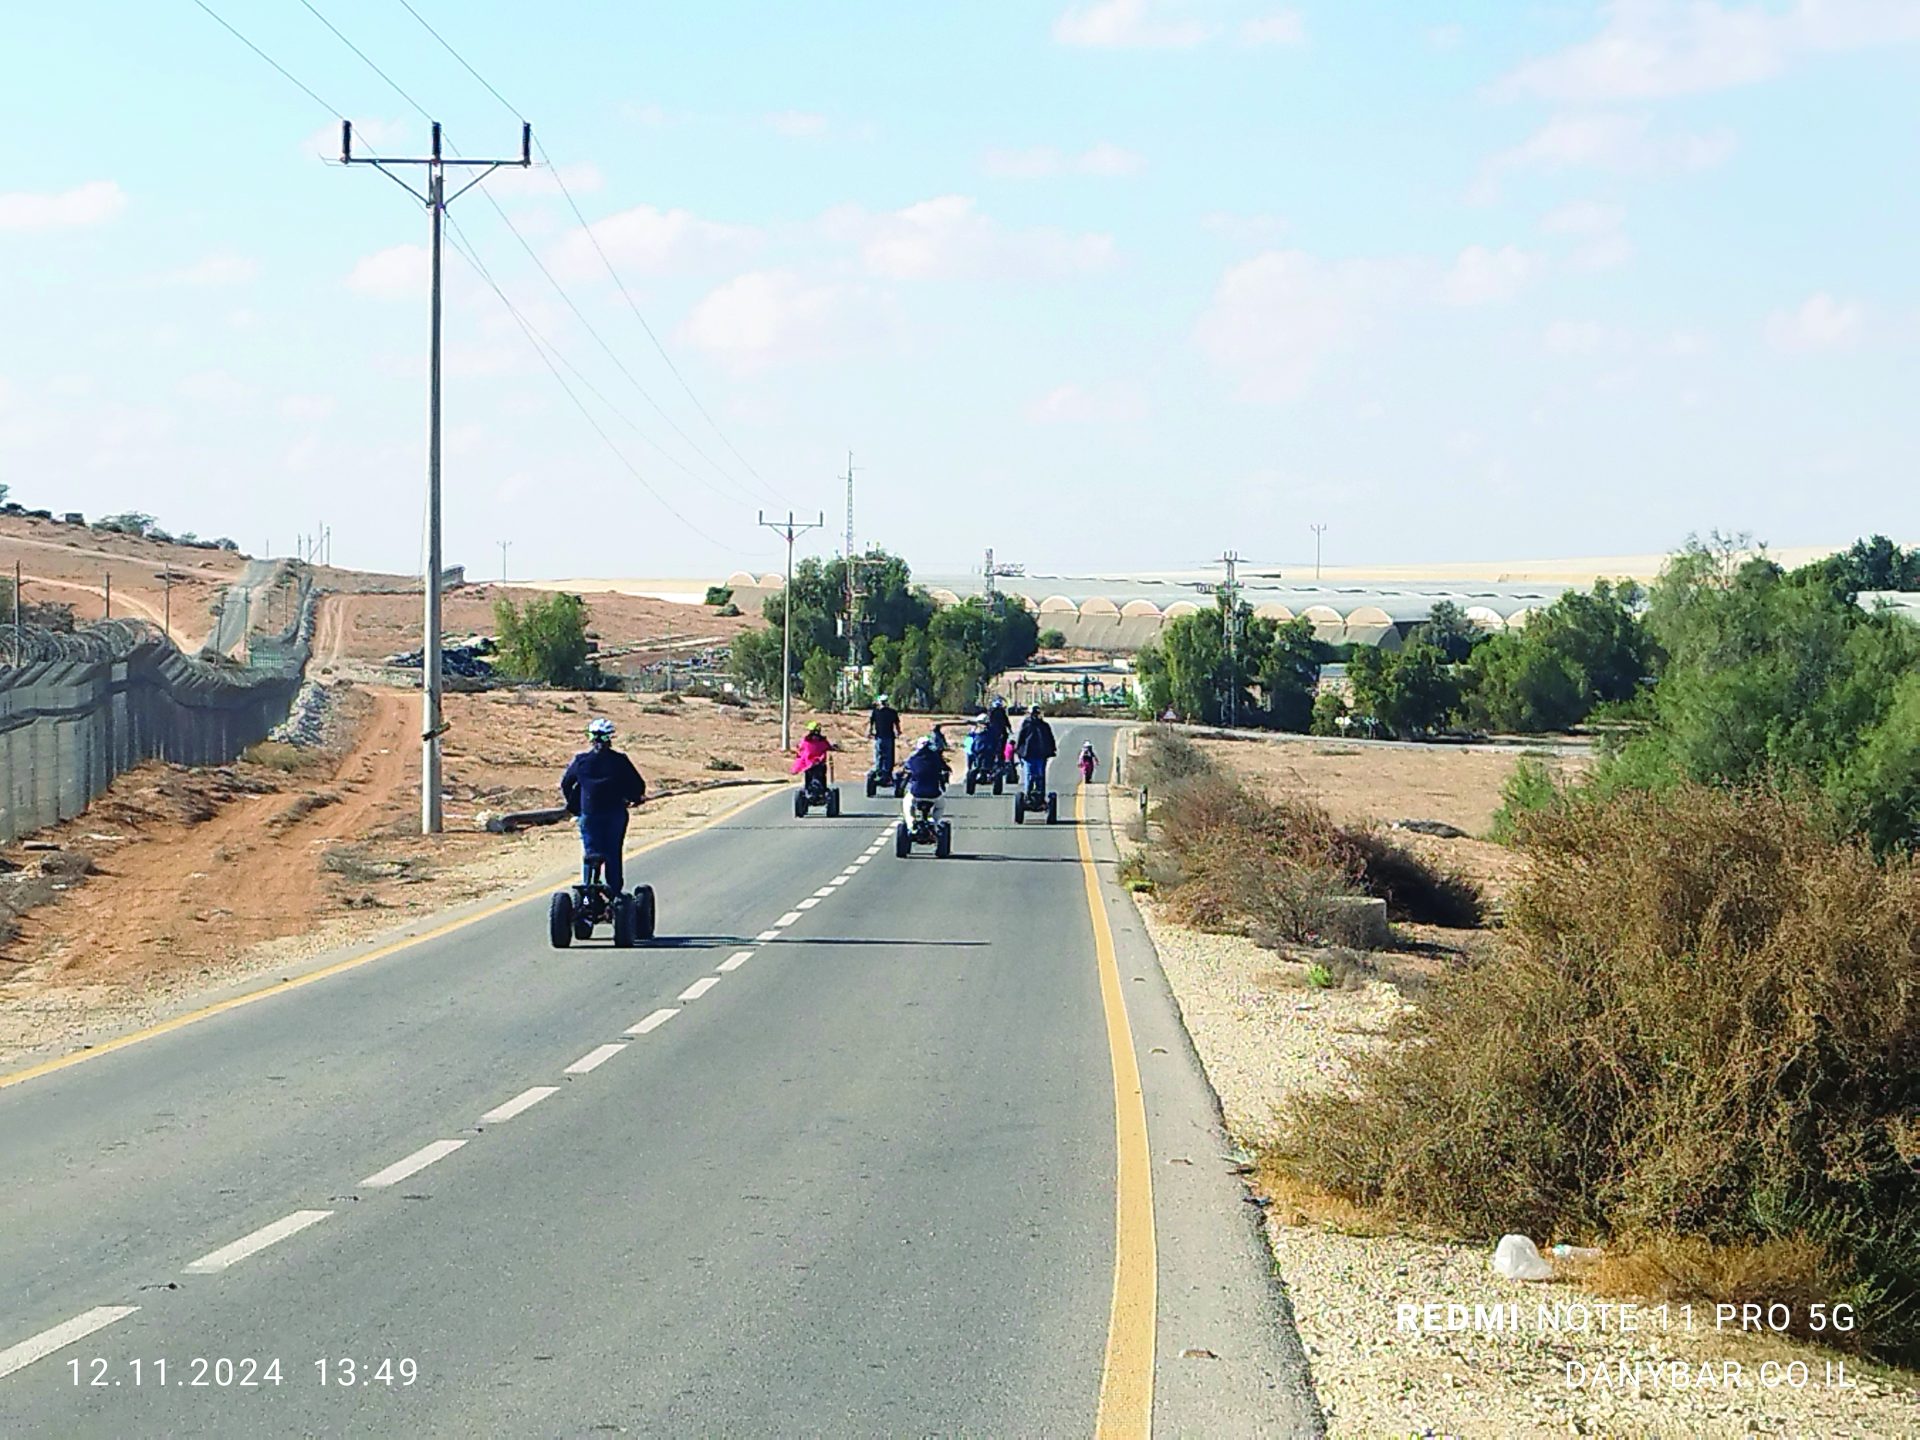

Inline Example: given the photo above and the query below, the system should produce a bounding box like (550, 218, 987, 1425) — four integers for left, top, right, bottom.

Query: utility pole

(103, 570, 111, 621)
(1311, 523, 1327, 580)
(11, 561, 20, 665)
(341, 118, 532, 835)
(162, 566, 172, 645)
(840, 450, 861, 703)
(498, 540, 511, 583)
(758, 509, 825, 751)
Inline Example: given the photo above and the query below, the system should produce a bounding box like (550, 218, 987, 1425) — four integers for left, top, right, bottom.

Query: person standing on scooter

(867, 693, 900, 784)
(902, 734, 948, 827)
(793, 721, 834, 793)
(980, 697, 1012, 769)
(1078, 741, 1098, 784)
(561, 718, 647, 894)
(1016, 704, 1057, 797)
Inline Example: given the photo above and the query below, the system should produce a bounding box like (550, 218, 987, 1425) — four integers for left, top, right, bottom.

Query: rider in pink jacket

(792, 723, 833, 785)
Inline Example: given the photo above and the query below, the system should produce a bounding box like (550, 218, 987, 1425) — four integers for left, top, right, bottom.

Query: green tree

(1347, 641, 1461, 739)
(1038, 628, 1067, 649)
(96, 511, 157, 538)
(1802, 534, 1920, 596)
(1309, 689, 1349, 736)
(1463, 633, 1585, 732)
(800, 647, 839, 709)
(1243, 614, 1320, 730)
(1415, 600, 1481, 663)
(729, 625, 788, 697)
(493, 593, 592, 686)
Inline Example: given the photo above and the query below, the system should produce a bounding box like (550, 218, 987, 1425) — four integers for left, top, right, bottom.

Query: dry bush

(1271, 782, 1920, 1359)
(243, 741, 316, 774)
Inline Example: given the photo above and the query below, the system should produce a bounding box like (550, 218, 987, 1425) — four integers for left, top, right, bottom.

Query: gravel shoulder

(1116, 735, 1920, 1437)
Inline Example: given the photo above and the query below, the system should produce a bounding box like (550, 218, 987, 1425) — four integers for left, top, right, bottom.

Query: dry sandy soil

(0, 681, 826, 1068)
(0, 514, 246, 652)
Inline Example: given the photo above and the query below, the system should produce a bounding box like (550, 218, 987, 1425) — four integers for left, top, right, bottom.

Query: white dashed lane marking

(775, 910, 804, 927)
(0, 1306, 141, 1379)
(679, 976, 721, 1002)
(183, 1209, 334, 1275)
(481, 1086, 558, 1123)
(812, 886, 836, 898)
(565, 1043, 626, 1075)
(755, 929, 782, 942)
(362, 1139, 467, 1189)
(797, 898, 821, 910)
(718, 952, 753, 972)
(626, 1008, 679, 1035)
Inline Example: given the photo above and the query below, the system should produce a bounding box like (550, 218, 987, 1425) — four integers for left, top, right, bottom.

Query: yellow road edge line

(0, 784, 781, 1093)
(1079, 782, 1156, 1438)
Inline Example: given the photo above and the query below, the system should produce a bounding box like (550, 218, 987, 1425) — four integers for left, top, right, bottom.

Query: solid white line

(481, 1086, 559, 1123)
(565, 1043, 627, 1075)
(183, 1210, 333, 1275)
(797, 897, 821, 910)
(626, 1008, 680, 1035)
(755, 928, 782, 942)
(679, 976, 721, 1001)
(361, 1139, 467, 1189)
(812, 886, 836, 898)
(776, 910, 804, 927)
(0, 1306, 140, 1379)
(718, 951, 753, 972)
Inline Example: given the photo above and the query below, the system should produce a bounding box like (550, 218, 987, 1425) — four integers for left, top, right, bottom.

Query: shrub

(1272, 782, 1920, 1360)
(1038, 628, 1067, 649)
(703, 585, 735, 607)
(1136, 725, 1214, 785)
(1488, 756, 1567, 844)
(493, 593, 591, 686)
(704, 756, 744, 771)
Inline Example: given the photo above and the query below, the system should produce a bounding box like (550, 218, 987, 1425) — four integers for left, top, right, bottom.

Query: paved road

(0, 721, 1321, 1436)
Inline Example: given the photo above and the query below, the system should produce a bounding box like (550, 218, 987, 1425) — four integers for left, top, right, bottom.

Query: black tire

(935, 821, 952, 859)
(992, 773, 1004, 796)
(894, 777, 907, 798)
(826, 788, 841, 818)
(635, 885, 657, 940)
(793, 789, 807, 819)
(611, 895, 636, 949)
(547, 892, 573, 949)
(865, 773, 878, 798)
(573, 916, 593, 941)
(1013, 793, 1025, 824)
(895, 822, 910, 858)
(964, 773, 977, 795)
(1047, 793, 1059, 825)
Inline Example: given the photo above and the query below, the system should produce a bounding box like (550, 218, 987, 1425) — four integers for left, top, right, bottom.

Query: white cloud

(680, 270, 860, 374)
(1492, 111, 1733, 177)
(1028, 382, 1145, 424)
(346, 243, 430, 299)
(1240, 10, 1306, 46)
(1194, 249, 1417, 401)
(1539, 200, 1633, 270)
(168, 252, 260, 287)
(277, 394, 337, 422)
(1499, 0, 1920, 104)
(550, 204, 758, 281)
(0, 180, 126, 231)
(1440, 245, 1540, 306)
(1542, 320, 1628, 355)
(1054, 0, 1218, 49)
(487, 161, 605, 201)
(1765, 292, 1864, 352)
(768, 110, 830, 139)
(983, 143, 1145, 178)
(1428, 22, 1465, 50)
(843, 195, 1115, 280)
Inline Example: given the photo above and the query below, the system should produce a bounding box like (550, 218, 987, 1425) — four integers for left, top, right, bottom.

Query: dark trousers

(578, 810, 629, 893)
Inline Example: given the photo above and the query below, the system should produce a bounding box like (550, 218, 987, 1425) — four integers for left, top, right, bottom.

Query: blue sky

(2, 0, 1917, 580)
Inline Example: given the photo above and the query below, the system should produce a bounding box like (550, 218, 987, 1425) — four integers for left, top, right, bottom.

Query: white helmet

(587, 717, 615, 743)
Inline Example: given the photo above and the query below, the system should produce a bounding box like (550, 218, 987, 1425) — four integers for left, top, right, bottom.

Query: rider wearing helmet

(867, 693, 901, 781)
(901, 734, 948, 826)
(980, 696, 1012, 761)
(1016, 703, 1058, 795)
(561, 718, 647, 894)
(792, 720, 834, 791)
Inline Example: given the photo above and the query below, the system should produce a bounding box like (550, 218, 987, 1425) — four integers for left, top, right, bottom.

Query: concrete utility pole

(341, 118, 531, 835)
(1311, 523, 1327, 580)
(498, 540, 511, 583)
(162, 566, 172, 645)
(758, 510, 825, 751)
(11, 561, 20, 665)
(103, 571, 111, 621)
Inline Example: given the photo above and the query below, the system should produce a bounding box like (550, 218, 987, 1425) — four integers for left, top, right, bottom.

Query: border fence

(0, 572, 315, 843)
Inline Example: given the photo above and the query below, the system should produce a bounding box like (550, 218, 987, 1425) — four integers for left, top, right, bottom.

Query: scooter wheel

(793, 789, 808, 819)
(611, 895, 637, 949)
(548, 892, 574, 949)
(935, 821, 952, 859)
(1013, 793, 1025, 824)
(826, 788, 841, 818)
(635, 885, 657, 941)
(865, 774, 878, 798)
(894, 822, 911, 858)
(1046, 793, 1059, 824)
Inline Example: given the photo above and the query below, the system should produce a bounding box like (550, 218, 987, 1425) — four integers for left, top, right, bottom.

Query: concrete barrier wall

(0, 586, 312, 843)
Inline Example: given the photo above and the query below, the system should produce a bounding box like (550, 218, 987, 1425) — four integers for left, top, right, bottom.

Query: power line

(189, 0, 347, 121)
(295, 0, 432, 121)
(389, 0, 780, 502)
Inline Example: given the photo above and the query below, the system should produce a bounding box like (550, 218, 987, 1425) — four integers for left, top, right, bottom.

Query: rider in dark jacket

(561, 718, 646, 893)
(978, 698, 1012, 776)
(1015, 706, 1057, 794)
(901, 736, 948, 824)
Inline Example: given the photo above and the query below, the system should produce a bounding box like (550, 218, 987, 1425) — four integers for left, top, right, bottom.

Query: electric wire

(390, 0, 782, 502)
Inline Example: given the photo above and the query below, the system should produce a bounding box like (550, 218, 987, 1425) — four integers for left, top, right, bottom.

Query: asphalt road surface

(0, 720, 1322, 1436)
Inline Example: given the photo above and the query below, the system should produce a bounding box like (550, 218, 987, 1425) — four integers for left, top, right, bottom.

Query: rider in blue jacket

(561, 718, 646, 893)
(901, 736, 948, 825)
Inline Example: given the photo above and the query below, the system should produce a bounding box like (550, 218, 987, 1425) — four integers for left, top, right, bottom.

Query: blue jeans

(578, 811, 629, 893)
(872, 734, 895, 775)
(1024, 757, 1048, 793)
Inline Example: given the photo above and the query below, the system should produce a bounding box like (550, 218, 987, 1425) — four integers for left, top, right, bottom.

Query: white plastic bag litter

(1491, 1233, 1555, 1281)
